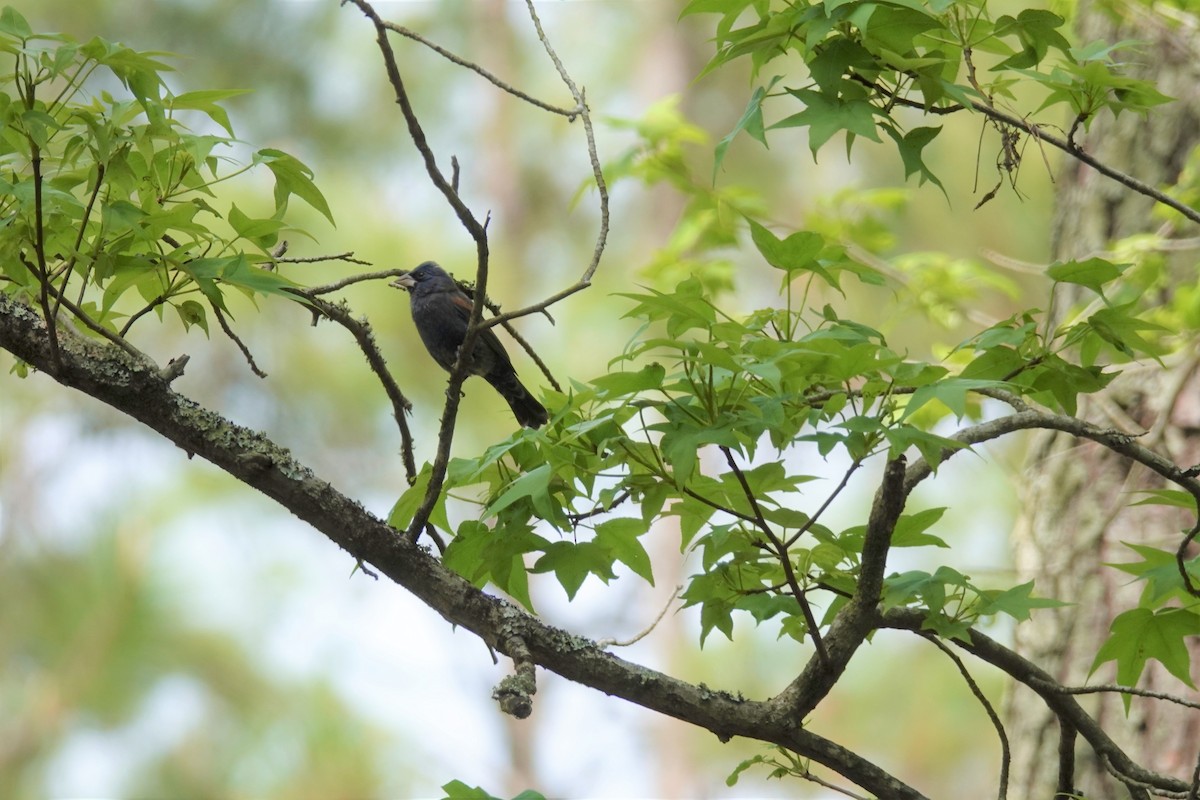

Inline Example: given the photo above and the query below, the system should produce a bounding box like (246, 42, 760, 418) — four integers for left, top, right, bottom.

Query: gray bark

(1007, 3, 1200, 797)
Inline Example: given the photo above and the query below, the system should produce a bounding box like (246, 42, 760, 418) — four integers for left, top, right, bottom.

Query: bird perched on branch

(391, 261, 548, 428)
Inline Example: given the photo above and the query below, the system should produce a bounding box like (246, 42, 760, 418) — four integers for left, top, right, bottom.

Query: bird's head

(390, 261, 449, 293)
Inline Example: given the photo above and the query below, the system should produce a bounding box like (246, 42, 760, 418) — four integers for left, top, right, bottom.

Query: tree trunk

(1007, 3, 1200, 797)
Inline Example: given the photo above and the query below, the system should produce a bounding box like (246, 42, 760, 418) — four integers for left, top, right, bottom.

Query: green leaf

(713, 77, 780, 180)
(219, 253, 300, 298)
(589, 363, 666, 398)
(1128, 489, 1198, 511)
(901, 378, 1003, 421)
(657, 419, 740, 485)
(1085, 304, 1170, 360)
(387, 462, 450, 533)
(254, 148, 335, 225)
(882, 124, 945, 194)
(484, 464, 554, 518)
(772, 89, 881, 155)
(974, 581, 1067, 621)
(748, 219, 826, 275)
(169, 88, 248, 137)
(890, 507, 949, 548)
(440, 780, 496, 800)
(0, 6, 32, 38)
(1108, 542, 1200, 606)
(174, 299, 208, 335)
(1046, 257, 1127, 295)
(993, 9, 1070, 69)
(228, 203, 287, 248)
(1092, 608, 1200, 710)
(532, 541, 614, 599)
(594, 517, 655, 584)
(856, 5, 941, 56)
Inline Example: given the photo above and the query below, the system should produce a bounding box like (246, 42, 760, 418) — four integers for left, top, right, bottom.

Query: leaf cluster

(684, 0, 1171, 190)
(0, 5, 330, 353)
(390, 217, 1165, 652)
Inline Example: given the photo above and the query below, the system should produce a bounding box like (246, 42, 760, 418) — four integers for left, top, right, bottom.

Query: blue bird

(392, 261, 548, 428)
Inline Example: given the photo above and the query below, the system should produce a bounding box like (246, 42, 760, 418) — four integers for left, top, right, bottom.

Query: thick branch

(771, 457, 907, 717)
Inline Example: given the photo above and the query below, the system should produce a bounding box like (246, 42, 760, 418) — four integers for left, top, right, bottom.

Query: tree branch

(0, 291, 926, 800)
(901, 407, 1200, 595)
(343, 0, 489, 540)
(880, 607, 1189, 797)
(771, 457, 907, 717)
(289, 289, 417, 482)
(379, 20, 579, 118)
(851, 73, 1200, 226)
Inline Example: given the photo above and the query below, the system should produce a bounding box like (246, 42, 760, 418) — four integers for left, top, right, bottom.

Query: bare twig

(458, 276, 561, 391)
(30, 140, 62, 372)
(343, 0, 491, 542)
(597, 585, 682, 648)
(381, 20, 580, 118)
(1030, 679, 1200, 711)
(567, 488, 632, 526)
(783, 459, 862, 548)
(345, 0, 610, 542)
(922, 633, 1010, 800)
(290, 289, 418, 482)
(305, 268, 407, 297)
(275, 250, 373, 267)
(212, 303, 267, 378)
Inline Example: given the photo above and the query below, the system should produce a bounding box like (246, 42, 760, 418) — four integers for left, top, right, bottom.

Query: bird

(391, 261, 548, 428)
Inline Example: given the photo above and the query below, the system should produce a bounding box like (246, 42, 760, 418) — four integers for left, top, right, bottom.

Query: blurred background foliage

(0, 0, 1056, 796)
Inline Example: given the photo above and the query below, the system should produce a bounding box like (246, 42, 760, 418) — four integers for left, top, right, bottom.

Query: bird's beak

(391, 274, 416, 291)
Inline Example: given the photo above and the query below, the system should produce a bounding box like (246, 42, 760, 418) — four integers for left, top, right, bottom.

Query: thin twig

(783, 460, 862, 548)
(35, 279, 149, 362)
(30, 141, 62, 371)
(568, 488, 632, 526)
(720, 445, 829, 664)
(346, 0, 610, 542)
(211, 303, 267, 378)
(276, 250, 373, 267)
(381, 20, 580, 118)
(49, 163, 106, 325)
(305, 268, 407, 297)
(291, 289, 418, 482)
(597, 585, 682, 648)
(459, 278, 561, 391)
(1030, 680, 1200, 711)
(922, 633, 1010, 800)
(851, 73, 1200, 225)
(343, 0, 489, 542)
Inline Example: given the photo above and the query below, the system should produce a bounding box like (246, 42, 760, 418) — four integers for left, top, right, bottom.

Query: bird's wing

(447, 289, 476, 324)
(447, 289, 515, 369)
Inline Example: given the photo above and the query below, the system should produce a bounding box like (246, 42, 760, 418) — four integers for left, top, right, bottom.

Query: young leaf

(713, 77, 780, 181)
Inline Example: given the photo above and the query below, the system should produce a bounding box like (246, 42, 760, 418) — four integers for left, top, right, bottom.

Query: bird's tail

(485, 372, 548, 428)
